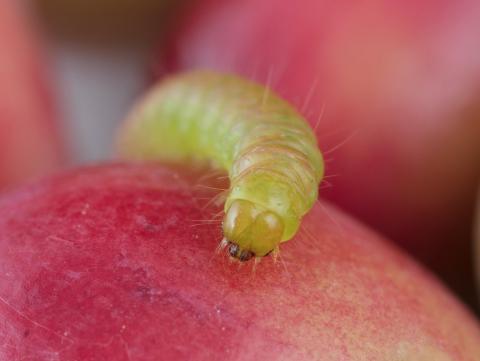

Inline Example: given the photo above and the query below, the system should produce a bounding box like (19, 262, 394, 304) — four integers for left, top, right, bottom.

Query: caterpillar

(118, 70, 324, 262)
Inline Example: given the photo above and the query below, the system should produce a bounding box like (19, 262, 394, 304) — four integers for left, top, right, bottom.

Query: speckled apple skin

(0, 1, 61, 190)
(0, 164, 479, 360)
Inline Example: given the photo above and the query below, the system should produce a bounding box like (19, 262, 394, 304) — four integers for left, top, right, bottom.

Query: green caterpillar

(118, 71, 324, 262)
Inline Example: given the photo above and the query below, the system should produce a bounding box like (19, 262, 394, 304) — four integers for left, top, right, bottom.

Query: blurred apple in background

(0, 0, 62, 191)
(1, 163, 480, 359)
(158, 0, 480, 303)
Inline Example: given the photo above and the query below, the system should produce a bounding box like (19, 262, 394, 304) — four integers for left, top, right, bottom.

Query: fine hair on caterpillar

(118, 70, 324, 262)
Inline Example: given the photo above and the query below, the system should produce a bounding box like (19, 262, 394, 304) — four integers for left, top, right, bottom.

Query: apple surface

(158, 0, 480, 301)
(0, 0, 62, 191)
(0, 163, 479, 360)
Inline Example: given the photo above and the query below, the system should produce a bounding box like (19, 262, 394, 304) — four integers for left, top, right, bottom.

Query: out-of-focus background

(29, 0, 190, 162)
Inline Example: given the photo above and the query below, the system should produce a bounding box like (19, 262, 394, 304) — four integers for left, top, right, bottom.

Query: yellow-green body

(119, 71, 324, 258)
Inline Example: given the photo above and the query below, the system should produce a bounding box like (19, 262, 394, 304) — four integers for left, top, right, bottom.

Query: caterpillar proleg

(118, 71, 324, 261)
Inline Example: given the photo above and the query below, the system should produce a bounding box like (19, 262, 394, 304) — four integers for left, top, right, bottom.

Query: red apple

(157, 0, 480, 300)
(0, 163, 479, 359)
(0, 1, 62, 191)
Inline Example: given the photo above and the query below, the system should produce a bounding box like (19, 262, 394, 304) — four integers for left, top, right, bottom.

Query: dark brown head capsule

(227, 242, 254, 262)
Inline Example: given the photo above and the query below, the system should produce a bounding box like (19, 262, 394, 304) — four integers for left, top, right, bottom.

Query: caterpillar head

(222, 199, 284, 261)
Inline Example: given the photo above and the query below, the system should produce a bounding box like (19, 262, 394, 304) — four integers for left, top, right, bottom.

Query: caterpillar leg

(215, 237, 229, 254)
(271, 246, 281, 264)
(253, 256, 262, 270)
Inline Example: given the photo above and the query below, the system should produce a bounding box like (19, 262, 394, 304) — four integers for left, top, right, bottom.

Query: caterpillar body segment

(118, 71, 324, 260)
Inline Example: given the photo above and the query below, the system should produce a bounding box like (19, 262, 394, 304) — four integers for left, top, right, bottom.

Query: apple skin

(0, 0, 62, 191)
(1, 163, 479, 360)
(158, 0, 480, 300)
